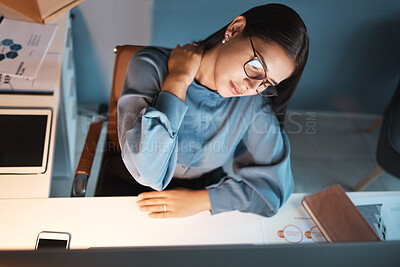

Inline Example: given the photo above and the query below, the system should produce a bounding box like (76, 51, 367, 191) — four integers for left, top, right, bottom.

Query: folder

(302, 185, 380, 242)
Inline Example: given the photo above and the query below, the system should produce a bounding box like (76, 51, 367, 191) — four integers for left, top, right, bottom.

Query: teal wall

(72, 0, 400, 114)
(151, 0, 400, 113)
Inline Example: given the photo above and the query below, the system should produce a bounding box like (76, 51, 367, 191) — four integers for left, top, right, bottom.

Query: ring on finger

(163, 204, 167, 212)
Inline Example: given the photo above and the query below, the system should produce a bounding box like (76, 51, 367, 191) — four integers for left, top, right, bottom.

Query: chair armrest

(71, 116, 106, 197)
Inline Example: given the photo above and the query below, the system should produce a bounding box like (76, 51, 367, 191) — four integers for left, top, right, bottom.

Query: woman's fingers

(173, 43, 181, 51)
(138, 204, 168, 212)
(172, 43, 204, 53)
(167, 43, 205, 85)
(171, 43, 203, 58)
(136, 189, 210, 219)
(138, 191, 169, 198)
(181, 43, 200, 50)
(136, 197, 167, 206)
(136, 194, 175, 218)
(137, 203, 175, 218)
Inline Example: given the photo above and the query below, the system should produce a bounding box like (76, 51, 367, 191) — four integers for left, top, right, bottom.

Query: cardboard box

(0, 0, 85, 24)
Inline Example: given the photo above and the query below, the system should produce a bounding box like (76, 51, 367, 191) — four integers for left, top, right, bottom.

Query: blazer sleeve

(206, 110, 294, 217)
(118, 47, 188, 190)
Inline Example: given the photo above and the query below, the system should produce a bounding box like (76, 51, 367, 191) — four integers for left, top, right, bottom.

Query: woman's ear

(225, 16, 247, 40)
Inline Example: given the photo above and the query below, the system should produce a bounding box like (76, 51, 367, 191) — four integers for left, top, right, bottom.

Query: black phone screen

(37, 239, 67, 250)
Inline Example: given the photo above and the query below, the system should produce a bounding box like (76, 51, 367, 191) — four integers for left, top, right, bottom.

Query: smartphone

(35, 231, 71, 250)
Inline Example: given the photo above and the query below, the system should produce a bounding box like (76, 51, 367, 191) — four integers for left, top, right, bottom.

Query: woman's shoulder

(134, 46, 172, 65)
(122, 46, 172, 96)
(130, 46, 172, 76)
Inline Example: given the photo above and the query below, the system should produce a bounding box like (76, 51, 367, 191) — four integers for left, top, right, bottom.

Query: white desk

(0, 192, 399, 250)
(0, 14, 68, 198)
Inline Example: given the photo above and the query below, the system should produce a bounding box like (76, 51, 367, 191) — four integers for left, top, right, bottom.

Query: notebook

(302, 185, 380, 242)
(0, 108, 52, 174)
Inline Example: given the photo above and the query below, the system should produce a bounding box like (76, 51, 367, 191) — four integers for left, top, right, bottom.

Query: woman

(118, 3, 309, 218)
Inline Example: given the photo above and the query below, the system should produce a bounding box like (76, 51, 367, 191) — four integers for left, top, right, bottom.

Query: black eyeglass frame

(244, 35, 279, 97)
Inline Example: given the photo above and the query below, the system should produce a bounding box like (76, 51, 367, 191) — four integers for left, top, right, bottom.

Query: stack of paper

(0, 17, 58, 94)
(0, 53, 61, 94)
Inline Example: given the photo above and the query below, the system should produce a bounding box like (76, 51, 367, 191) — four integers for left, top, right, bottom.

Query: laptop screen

(0, 115, 48, 167)
(0, 108, 52, 174)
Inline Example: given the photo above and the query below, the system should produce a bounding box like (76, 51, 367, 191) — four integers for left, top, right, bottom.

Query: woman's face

(213, 34, 295, 98)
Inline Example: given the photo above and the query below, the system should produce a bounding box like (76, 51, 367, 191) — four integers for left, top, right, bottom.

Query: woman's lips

(230, 80, 243, 95)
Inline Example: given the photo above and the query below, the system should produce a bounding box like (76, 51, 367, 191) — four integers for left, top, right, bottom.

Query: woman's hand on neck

(162, 43, 205, 102)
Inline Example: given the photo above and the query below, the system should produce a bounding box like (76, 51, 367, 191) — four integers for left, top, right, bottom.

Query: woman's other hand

(136, 188, 211, 218)
(168, 43, 204, 86)
(161, 44, 204, 102)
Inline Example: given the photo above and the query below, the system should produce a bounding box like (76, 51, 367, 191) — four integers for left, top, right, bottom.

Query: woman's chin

(216, 88, 233, 98)
(218, 92, 231, 98)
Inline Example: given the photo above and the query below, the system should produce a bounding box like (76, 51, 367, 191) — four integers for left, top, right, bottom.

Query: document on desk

(261, 194, 327, 245)
(351, 196, 400, 241)
(261, 193, 400, 244)
(0, 18, 57, 80)
(0, 53, 61, 94)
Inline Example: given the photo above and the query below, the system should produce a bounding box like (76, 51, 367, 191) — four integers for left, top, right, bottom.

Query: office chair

(353, 76, 400, 191)
(71, 45, 152, 197)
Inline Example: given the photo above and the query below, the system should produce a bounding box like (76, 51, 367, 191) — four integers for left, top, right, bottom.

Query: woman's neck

(194, 44, 220, 91)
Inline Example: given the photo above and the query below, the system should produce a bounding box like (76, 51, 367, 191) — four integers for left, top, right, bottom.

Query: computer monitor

(0, 242, 399, 266)
(0, 108, 52, 174)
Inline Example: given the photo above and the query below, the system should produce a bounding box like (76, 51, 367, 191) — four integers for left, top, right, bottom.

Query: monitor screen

(0, 115, 47, 167)
(0, 108, 52, 174)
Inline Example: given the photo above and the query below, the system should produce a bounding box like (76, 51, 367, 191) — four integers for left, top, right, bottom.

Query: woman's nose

(243, 78, 262, 92)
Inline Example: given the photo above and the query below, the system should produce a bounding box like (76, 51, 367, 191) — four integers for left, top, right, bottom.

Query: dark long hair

(196, 3, 309, 126)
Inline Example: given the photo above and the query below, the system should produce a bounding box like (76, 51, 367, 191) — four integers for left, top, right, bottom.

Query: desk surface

(0, 14, 67, 198)
(0, 191, 399, 250)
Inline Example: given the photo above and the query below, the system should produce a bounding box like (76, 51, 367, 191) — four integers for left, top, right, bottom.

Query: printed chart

(261, 194, 327, 244)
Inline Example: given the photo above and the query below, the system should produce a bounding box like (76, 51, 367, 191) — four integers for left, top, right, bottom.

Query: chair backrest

(376, 76, 400, 178)
(107, 45, 145, 150)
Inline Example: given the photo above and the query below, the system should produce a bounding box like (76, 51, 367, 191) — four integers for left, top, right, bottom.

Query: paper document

(261, 193, 400, 244)
(0, 18, 57, 79)
(0, 53, 61, 94)
(261, 194, 327, 244)
(352, 196, 400, 241)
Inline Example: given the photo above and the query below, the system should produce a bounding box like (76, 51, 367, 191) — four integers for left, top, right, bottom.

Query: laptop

(0, 108, 52, 174)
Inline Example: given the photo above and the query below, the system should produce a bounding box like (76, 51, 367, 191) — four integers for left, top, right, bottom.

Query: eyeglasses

(244, 35, 278, 97)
